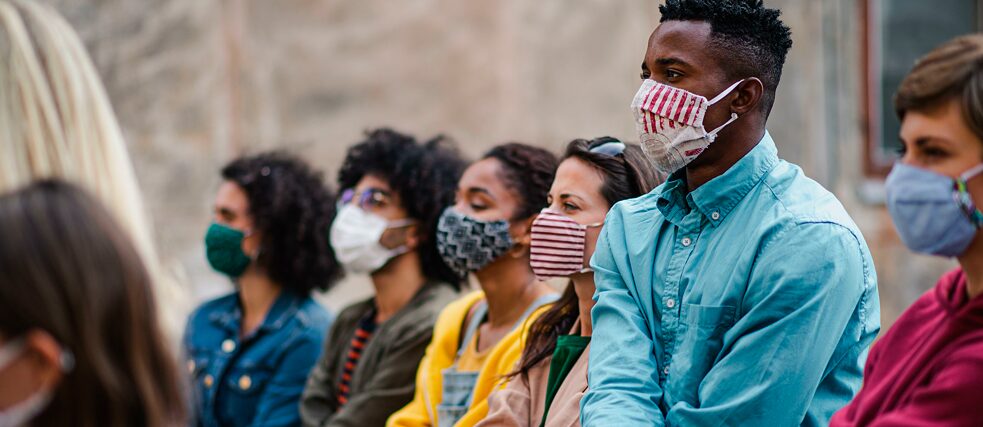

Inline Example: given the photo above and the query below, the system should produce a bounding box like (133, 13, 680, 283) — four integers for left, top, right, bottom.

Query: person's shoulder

(762, 160, 860, 229)
(289, 296, 333, 338)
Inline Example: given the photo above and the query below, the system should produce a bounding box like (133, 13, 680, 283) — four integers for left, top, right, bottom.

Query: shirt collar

(657, 131, 779, 227)
(210, 291, 305, 336)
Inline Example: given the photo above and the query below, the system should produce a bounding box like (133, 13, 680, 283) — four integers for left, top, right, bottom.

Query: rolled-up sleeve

(581, 207, 666, 426)
(667, 222, 870, 426)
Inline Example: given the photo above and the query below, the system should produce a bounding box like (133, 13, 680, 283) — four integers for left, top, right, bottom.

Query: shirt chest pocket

(667, 304, 736, 405)
(218, 361, 274, 425)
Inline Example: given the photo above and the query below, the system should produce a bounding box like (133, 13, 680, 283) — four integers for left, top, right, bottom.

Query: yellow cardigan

(387, 290, 552, 427)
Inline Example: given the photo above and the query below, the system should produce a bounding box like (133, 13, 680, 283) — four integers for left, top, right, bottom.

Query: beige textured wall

(41, 0, 955, 331)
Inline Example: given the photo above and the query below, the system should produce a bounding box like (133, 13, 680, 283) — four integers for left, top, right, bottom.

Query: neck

(685, 127, 765, 192)
(474, 256, 549, 328)
(370, 252, 426, 322)
(959, 233, 983, 299)
(571, 272, 596, 336)
(237, 268, 282, 336)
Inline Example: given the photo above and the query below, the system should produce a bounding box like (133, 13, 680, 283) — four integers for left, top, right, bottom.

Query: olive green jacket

(300, 282, 459, 427)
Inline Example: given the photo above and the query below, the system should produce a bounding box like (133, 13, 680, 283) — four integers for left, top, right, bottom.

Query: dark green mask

(205, 222, 252, 277)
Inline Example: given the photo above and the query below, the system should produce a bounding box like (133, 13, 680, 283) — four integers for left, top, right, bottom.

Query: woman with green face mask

(184, 151, 343, 427)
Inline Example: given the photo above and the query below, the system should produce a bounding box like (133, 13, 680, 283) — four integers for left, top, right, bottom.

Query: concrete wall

(41, 0, 956, 331)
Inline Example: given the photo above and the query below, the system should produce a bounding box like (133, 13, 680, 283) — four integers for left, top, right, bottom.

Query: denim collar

(209, 291, 305, 337)
(657, 131, 779, 227)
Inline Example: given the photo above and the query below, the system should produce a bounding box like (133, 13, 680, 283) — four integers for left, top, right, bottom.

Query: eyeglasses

(339, 188, 393, 210)
(588, 138, 627, 157)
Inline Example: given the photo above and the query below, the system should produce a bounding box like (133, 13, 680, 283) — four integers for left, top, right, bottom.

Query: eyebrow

(913, 136, 953, 147)
(466, 187, 494, 198)
(217, 207, 237, 218)
(654, 56, 692, 68)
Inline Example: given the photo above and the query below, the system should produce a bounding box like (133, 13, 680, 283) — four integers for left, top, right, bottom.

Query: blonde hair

(0, 0, 187, 337)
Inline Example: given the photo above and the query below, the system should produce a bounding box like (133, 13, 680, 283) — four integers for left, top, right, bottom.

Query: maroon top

(832, 268, 983, 426)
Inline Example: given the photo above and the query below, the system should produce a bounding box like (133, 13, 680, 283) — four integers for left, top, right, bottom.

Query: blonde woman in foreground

(0, 0, 188, 336)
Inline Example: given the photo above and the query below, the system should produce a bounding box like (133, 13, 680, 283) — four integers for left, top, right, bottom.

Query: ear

(403, 224, 421, 251)
(508, 216, 536, 258)
(23, 330, 66, 392)
(730, 77, 764, 116)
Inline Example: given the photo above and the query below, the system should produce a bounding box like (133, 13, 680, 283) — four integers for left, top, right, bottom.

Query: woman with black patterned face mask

(387, 143, 559, 427)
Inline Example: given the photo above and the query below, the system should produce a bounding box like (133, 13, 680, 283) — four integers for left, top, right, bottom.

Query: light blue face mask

(886, 162, 983, 257)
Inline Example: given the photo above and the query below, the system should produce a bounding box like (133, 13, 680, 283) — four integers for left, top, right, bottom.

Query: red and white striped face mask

(530, 208, 603, 279)
(631, 79, 743, 173)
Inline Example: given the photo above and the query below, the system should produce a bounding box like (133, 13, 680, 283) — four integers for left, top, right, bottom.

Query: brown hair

(895, 34, 983, 142)
(0, 181, 185, 427)
(510, 137, 664, 378)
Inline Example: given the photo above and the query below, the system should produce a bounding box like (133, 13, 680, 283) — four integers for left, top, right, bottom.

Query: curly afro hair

(221, 151, 342, 295)
(337, 128, 467, 288)
(659, 0, 793, 115)
(482, 143, 558, 221)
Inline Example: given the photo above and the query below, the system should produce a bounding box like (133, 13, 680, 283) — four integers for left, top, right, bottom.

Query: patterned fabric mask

(631, 79, 743, 173)
(529, 208, 602, 279)
(436, 207, 514, 278)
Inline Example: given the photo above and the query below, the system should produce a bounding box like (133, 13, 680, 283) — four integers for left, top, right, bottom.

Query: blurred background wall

(38, 0, 968, 332)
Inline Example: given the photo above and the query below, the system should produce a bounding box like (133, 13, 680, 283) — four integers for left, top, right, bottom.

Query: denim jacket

(184, 291, 333, 427)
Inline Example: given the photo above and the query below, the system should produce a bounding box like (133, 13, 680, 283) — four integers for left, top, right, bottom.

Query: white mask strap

(387, 218, 416, 229)
(706, 113, 740, 143)
(707, 79, 745, 105)
(960, 163, 983, 182)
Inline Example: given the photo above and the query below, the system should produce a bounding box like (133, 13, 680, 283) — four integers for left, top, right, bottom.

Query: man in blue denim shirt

(185, 153, 340, 427)
(581, 1, 880, 426)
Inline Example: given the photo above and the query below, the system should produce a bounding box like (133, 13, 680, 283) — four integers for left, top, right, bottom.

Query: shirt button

(239, 375, 252, 390)
(711, 211, 720, 220)
(681, 237, 692, 247)
(663, 366, 670, 375)
(666, 298, 676, 309)
(203, 374, 214, 388)
(222, 339, 236, 353)
(187, 360, 196, 373)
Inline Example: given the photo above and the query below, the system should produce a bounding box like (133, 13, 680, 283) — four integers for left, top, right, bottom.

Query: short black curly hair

(482, 143, 558, 221)
(221, 151, 342, 295)
(660, 0, 793, 115)
(337, 128, 467, 288)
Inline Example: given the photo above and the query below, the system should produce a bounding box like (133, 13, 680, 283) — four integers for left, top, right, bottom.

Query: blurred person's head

(0, 0, 187, 336)
(437, 143, 558, 280)
(514, 137, 663, 377)
(634, 0, 792, 175)
(332, 128, 467, 288)
(888, 34, 983, 259)
(0, 0, 159, 272)
(0, 180, 185, 427)
(208, 151, 343, 295)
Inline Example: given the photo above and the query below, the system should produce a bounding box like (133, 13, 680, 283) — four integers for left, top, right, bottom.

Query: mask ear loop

(959, 163, 983, 183)
(704, 79, 745, 143)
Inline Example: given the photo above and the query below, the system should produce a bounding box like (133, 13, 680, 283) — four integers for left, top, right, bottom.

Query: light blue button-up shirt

(581, 133, 880, 426)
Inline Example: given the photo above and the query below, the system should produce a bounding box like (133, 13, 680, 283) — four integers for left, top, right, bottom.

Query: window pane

(874, 0, 977, 161)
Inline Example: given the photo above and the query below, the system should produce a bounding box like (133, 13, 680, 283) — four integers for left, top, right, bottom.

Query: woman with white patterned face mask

(832, 35, 983, 427)
(387, 143, 560, 427)
(476, 137, 663, 427)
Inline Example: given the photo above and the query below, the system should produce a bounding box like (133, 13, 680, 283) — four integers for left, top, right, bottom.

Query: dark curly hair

(337, 128, 467, 288)
(482, 143, 559, 221)
(221, 151, 342, 295)
(660, 0, 793, 115)
(509, 137, 665, 379)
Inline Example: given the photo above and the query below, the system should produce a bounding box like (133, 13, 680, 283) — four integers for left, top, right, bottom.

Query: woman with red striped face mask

(476, 137, 664, 427)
